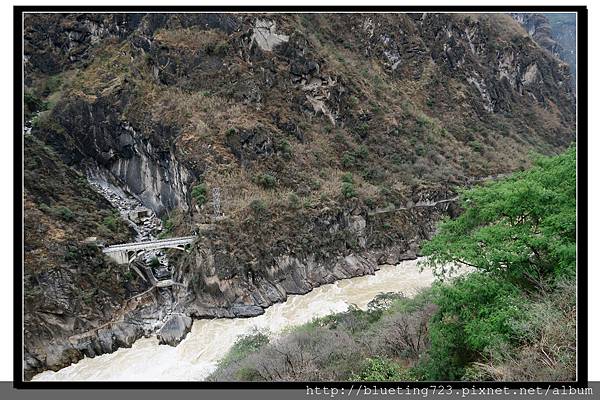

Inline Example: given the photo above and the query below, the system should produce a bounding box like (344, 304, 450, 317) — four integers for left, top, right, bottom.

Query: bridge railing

(102, 236, 196, 253)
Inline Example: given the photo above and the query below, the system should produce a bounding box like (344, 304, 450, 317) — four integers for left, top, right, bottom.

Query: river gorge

(33, 260, 437, 381)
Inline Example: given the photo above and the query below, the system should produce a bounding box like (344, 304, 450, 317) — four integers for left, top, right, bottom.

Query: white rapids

(33, 259, 438, 381)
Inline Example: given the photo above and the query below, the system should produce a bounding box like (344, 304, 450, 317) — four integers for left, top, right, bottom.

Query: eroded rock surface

(23, 12, 576, 380)
(157, 314, 193, 346)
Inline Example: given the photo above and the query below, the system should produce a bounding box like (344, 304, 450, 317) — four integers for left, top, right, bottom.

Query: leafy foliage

(416, 146, 577, 380)
(352, 357, 414, 381)
(249, 199, 267, 214)
(255, 173, 277, 189)
(218, 331, 270, 370)
(53, 205, 75, 221)
(287, 192, 301, 209)
(24, 92, 47, 115)
(158, 216, 175, 239)
(102, 213, 120, 232)
(421, 146, 576, 288)
(419, 274, 525, 380)
(341, 182, 357, 199)
(191, 183, 208, 206)
(341, 172, 357, 198)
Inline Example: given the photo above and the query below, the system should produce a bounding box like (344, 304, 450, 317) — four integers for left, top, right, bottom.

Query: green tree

(418, 146, 576, 380)
(420, 273, 525, 380)
(421, 146, 576, 288)
(218, 331, 270, 369)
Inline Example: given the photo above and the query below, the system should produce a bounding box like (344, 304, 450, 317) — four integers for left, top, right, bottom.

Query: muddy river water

(34, 259, 437, 381)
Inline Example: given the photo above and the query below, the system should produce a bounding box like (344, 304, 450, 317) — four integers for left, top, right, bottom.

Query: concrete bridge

(102, 236, 196, 265)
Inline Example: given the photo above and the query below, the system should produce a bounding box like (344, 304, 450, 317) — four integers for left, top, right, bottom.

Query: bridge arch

(102, 236, 196, 265)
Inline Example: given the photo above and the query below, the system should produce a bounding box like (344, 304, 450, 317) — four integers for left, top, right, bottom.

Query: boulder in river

(157, 314, 193, 346)
(230, 303, 265, 318)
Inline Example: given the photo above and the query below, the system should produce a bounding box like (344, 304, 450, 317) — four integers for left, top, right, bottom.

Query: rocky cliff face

(24, 136, 147, 380)
(173, 199, 454, 319)
(34, 82, 195, 216)
(510, 13, 576, 88)
(23, 12, 576, 379)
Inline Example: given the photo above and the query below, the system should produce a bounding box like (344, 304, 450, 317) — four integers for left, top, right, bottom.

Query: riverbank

(33, 260, 436, 381)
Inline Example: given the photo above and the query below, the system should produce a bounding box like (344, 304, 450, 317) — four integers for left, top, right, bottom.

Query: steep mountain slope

(23, 12, 576, 378)
(511, 12, 576, 88)
(23, 136, 148, 379)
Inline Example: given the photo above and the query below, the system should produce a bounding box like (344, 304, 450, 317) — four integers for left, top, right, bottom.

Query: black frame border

(13, 4, 588, 390)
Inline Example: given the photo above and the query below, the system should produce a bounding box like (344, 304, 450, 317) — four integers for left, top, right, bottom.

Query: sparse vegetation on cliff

(22, 12, 577, 380)
(210, 148, 576, 382)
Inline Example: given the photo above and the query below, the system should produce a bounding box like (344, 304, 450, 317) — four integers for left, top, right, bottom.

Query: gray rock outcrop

(157, 314, 193, 346)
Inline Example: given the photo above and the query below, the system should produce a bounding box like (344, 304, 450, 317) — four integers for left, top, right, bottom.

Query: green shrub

(191, 183, 208, 205)
(219, 331, 270, 369)
(341, 146, 369, 169)
(158, 216, 175, 238)
(360, 165, 386, 183)
(225, 128, 236, 137)
(53, 206, 75, 221)
(355, 145, 369, 159)
(390, 153, 404, 165)
(64, 248, 79, 261)
(102, 214, 119, 232)
(416, 113, 432, 128)
(313, 304, 383, 334)
(254, 173, 276, 189)
(235, 366, 263, 381)
(341, 172, 354, 184)
(419, 273, 526, 380)
(287, 192, 301, 209)
(206, 40, 230, 56)
(24, 92, 47, 114)
(341, 182, 357, 199)
(469, 140, 483, 153)
(352, 357, 414, 381)
(249, 199, 267, 214)
(309, 178, 322, 191)
(45, 75, 63, 94)
(415, 144, 426, 157)
(334, 132, 347, 145)
(341, 152, 356, 168)
(277, 140, 292, 158)
(355, 122, 369, 138)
